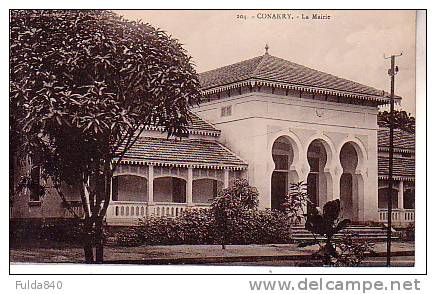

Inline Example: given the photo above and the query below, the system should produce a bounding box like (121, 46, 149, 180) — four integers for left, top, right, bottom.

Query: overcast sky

(117, 10, 416, 114)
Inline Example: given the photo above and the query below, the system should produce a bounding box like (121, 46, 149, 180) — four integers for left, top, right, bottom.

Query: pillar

(148, 165, 154, 204)
(224, 169, 230, 189)
(398, 180, 404, 209)
(187, 167, 193, 206)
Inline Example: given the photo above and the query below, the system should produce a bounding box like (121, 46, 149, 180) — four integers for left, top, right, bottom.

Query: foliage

(301, 199, 353, 266)
(225, 209, 292, 244)
(112, 208, 292, 246)
(10, 10, 201, 262)
(330, 234, 375, 267)
(10, 220, 85, 246)
(378, 110, 415, 133)
(211, 179, 259, 248)
(282, 181, 311, 225)
(400, 223, 415, 241)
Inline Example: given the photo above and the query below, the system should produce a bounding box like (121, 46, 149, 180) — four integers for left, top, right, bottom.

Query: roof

(188, 112, 219, 132)
(378, 156, 415, 181)
(200, 53, 395, 104)
(145, 112, 220, 137)
(119, 137, 247, 170)
(378, 128, 415, 153)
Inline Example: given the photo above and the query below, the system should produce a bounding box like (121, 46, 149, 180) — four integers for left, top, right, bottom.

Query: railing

(106, 201, 211, 224)
(106, 201, 149, 219)
(378, 208, 415, 227)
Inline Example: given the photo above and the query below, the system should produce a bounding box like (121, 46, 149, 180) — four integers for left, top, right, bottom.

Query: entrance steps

(291, 224, 398, 242)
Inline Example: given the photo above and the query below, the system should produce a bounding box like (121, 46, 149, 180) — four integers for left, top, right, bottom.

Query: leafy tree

(211, 179, 259, 249)
(10, 10, 201, 263)
(378, 110, 415, 133)
(300, 200, 352, 265)
(281, 181, 311, 225)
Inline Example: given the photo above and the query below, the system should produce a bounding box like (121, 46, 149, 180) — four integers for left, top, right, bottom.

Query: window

(220, 105, 232, 117)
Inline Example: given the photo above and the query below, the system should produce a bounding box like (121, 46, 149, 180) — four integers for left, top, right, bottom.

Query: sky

(117, 10, 416, 115)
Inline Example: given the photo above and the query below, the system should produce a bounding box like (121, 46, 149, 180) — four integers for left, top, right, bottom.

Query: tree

(211, 179, 259, 249)
(378, 110, 415, 133)
(10, 10, 201, 263)
(281, 181, 311, 225)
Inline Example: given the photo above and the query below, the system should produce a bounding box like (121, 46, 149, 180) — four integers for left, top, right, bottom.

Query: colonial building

(377, 128, 415, 227)
(10, 49, 415, 228)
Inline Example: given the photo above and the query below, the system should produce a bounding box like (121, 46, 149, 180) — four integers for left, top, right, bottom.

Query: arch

(338, 139, 368, 221)
(154, 174, 187, 181)
(112, 174, 148, 202)
(306, 138, 335, 209)
(153, 176, 186, 203)
(337, 137, 367, 176)
(270, 135, 302, 210)
(268, 131, 304, 179)
(192, 178, 224, 204)
(304, 133, 337, 176)
(113, 171, 148, 179)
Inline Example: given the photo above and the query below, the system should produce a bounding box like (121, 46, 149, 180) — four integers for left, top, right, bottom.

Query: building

(377, 128, 415, 227)
(10, 49, 415, 228)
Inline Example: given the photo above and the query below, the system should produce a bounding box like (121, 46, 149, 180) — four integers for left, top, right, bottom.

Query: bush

(10, 219, 85, 246)
(226, 210, 292, 244)
(112, 208, 292, 246)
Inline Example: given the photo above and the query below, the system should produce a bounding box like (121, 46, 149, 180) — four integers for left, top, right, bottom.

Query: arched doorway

(271, 136, 297, 210)
(154, 177, 186, 203)
(192, 178, 224, 204)
(112, 175, 148, 202)
(339, 142, 360, 220)
(306, 139, 329, 210)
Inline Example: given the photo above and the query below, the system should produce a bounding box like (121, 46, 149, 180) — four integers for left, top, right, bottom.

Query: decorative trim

(144, 125, 221, 137)
(201, 78, 397, 105)
(117, 160, 248, 171)
(378, 147, 415, 154)
(378, 175, 415, 181)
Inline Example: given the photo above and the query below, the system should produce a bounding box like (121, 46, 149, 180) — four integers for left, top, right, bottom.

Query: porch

(377, 208, 415, 228)
(105, 201, 211, 225)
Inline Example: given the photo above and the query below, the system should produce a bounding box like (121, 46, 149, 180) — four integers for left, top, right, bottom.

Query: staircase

(291, 224, 398, 242)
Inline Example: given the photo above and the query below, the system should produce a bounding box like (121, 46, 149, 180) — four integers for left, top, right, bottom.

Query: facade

(10, 51, 415, 227)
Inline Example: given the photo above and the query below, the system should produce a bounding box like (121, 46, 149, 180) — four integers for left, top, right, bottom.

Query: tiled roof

(188, 112, 219, 132)
(378, 156, 415, 180)
(145, 112, 220, 136)
(378, 128, 415, 153)
(200, 53, 394, 102)
(120, 137, 247, 169)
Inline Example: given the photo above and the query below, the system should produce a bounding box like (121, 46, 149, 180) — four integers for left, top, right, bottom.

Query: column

(398, 180, 404, 209)
(224, 169, 230, 189)
(187, 167, 193, 206)
(398, 180, 404, 225)
(148, 165, 154, 204)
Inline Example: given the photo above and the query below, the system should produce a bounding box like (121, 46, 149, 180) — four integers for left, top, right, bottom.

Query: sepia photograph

(9, 8, 425, 278)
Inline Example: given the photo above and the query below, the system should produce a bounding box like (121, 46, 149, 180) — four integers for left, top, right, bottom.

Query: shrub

(111, 208, 293, 246)
(211, 179, 260, 248)
(226, 209, 292, 244)
(112, 227, 145, 247)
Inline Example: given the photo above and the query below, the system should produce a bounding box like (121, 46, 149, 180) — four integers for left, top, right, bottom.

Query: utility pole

(384, 52, 402, 266)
